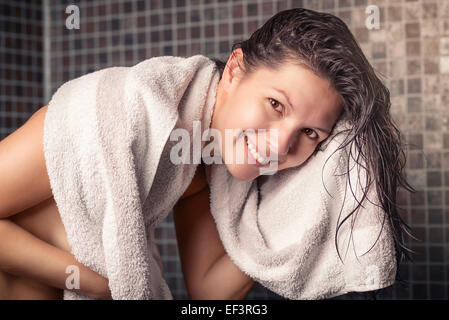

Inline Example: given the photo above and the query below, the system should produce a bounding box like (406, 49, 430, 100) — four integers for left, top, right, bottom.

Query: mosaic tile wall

(0, 0, 44, 140)
(1, 0, 448, 299)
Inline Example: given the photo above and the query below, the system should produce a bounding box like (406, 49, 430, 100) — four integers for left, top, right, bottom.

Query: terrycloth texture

(43, 54, 220, 299)
(44, 52, 396, 300)
(207, 119, 397, 299)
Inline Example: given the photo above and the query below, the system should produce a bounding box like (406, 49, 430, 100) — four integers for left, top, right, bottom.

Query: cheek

(284, 141, 317, 168)
(227, 100, 266, 130)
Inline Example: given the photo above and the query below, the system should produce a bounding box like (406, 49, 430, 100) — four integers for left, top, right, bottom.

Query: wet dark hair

(212, 7, 416, 289)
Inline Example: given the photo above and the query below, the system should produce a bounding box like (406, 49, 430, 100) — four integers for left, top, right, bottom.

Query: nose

(270, 124, 298, 161)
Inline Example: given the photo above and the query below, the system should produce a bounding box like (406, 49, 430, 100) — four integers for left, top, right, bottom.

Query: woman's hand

(86, 275, 112, 300)
(0, 217, 114, 300)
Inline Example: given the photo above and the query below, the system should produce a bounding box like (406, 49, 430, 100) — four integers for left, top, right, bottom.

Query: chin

(224, 163, 258, 182)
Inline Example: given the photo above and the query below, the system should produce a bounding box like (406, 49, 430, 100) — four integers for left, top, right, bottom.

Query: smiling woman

(0, 6, 414, 300)
(209, 7, 415, 292)
(210, 51, 343, 181)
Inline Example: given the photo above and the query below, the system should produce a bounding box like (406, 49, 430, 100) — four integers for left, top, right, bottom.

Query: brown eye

(269, 98, 283, 114)
(303, 128, 318, 139)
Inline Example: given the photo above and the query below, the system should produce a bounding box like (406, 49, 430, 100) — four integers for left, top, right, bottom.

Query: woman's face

(210, 49, 344, 181)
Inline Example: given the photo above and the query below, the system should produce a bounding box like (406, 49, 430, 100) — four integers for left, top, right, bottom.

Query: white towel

(43, 54, 220, 299)
(207, 118, 397, 299)
(44, 53, 396, 300)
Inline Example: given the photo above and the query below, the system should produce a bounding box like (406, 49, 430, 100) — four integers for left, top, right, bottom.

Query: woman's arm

(173, 182, 254, 300)
(0, 218, 111, 299)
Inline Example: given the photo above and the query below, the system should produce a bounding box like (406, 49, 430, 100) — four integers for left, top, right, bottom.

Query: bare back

(0, 105, 53, 219)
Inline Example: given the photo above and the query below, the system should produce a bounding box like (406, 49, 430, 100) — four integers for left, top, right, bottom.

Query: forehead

(246, 62, 342, 113)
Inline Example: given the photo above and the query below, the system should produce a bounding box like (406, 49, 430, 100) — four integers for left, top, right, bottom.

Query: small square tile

(407, 60, 421, 75)
(405, 2, 421, 21)
(355, 27, 369, 42)
(423, 75, 440, 94)
(428, 208, 443, 223)
(429, 285, 446, 299)
(429, 246, 444, 262)
(412, 264, 427, 281)
(411, 208, 426, 224)
(218, 6, 230, 19)
(441, 37, 449, 56)
(426, 171, 441, 186)
(233, 22, 243, 35)
(405, 22, 421, 38)
(412, 284, 428, 299)
(163, 29, 172, 41)
(422, 3, 438, 19)
(424, 58, 439, 74)
(276, 0, 288, 11)
(391, 79, 404, 96)
(177, 44, 186, 56)
(424, 132, 443, 150)
(262, 1, 273, 15)
(429, 265, 444, 282)
(248, 20, 258, 34)
(190, 9, 200, 22)
(423, 94, 441, 113)
(204, 25, 214, 38)
(408, 134, 423, 151)
(177, 28, 186, 40)
(411, 245, 427, 262)
(422, 38, 440, 56)
(440, 56, 449, 74)
(425, 116, 441, 131)
(150, 14, 159, 27)
(323, 0, 336, 9)
(231, 5, 242, 18)
(190, 26, 200, 38)
(177, 11, 186, 24)
(408, 78, 422, 93)
(247, 3, 258, 16)
(150, 31, 159, 42)
(444, 134, 449, 148)
(429, 228, 444, 244)
(388, 6, 402, 21)
(413, 227, 427, 243)
(409, 153, 424, 169)
(219, 23, 229, 37)
(408, 170, 426, 188)
(424, 151, 442, 168)
(204, 7, 214, 21)
(390, 59, 406, 77)
(443, 151, 449, 169)
(338, 0, 352, 7)
(354, 0, 367, 6)
(407, 97, 422, 112)
(205, 41, 214, 54)
(422, 20, 439, 38)
(406, 40, 421, 56)
(338, 10, 352, 25)
(150, 0, 160, 10)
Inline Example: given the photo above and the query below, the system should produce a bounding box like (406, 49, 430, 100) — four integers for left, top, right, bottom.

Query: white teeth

(246, 136, 269, 165)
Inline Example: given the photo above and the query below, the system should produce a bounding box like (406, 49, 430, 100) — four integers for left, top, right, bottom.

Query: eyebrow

(271, 87, 332, 135)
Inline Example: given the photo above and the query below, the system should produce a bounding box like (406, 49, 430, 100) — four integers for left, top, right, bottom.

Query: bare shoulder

(178, 163, 209, 201)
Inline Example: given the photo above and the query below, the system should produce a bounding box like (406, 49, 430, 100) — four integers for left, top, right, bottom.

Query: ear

(222, 48, 245, 87)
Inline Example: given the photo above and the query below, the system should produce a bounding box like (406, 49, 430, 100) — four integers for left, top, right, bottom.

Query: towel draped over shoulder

(44, 54, 396, 300)
(43, 55, 219, 299)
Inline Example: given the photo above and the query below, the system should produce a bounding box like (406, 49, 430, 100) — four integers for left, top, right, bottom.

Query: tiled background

(0, 1, 43, 137)
(1, 0, 448, 299)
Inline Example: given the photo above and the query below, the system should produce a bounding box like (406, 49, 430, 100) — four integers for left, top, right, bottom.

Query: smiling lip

(244, 135, 270, 167)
